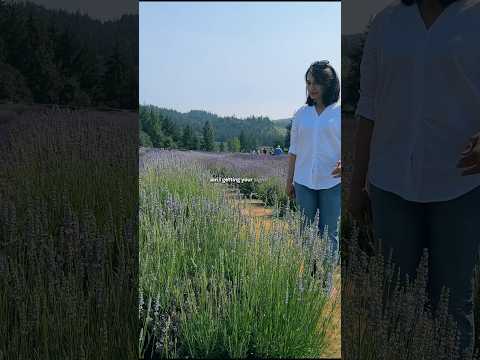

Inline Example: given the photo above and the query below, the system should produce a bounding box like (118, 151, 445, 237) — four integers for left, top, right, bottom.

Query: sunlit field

(139, 149, 340, 359)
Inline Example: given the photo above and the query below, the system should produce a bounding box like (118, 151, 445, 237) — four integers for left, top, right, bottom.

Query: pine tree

(140, 130, 153, 147)
(24, 13, 62, 103)
(182, 125, 193, 150)
(56, 27, 77, 73)
(162, 116, 174, 136)
(202, 120, 215, 151)
(71, 43, 99, 93)
(102, 42, 127, 108)
(170, 122, 181, 144)
(192, 134, 200, 150)
(239, 130, 247, 152)
(2, 3, 28, 70)
(143, 109, 164, 148)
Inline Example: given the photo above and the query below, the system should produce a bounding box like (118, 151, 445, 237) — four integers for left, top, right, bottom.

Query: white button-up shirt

(289, 102, 341, 190)
(356, 0, 480, 202)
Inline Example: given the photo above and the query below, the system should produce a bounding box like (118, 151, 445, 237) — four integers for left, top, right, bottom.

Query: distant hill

(140, 104, 289, 151)
(155, 107, 286, 146)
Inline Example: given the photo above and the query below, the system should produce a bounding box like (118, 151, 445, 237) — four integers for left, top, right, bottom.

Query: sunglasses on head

(311, 60, 330, 68)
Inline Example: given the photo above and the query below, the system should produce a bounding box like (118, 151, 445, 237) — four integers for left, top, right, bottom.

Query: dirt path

(228, 190, 341, 359)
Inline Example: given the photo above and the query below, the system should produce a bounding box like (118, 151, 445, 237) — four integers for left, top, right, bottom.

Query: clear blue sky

(140, 1, 341, 120)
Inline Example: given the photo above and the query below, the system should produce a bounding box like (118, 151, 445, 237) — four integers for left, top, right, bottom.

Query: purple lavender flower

(164, 195, 182, 215)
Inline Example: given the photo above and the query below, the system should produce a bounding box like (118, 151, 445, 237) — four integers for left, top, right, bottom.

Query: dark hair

(401, 0, 459, 6)
(305, 61, 340, 107)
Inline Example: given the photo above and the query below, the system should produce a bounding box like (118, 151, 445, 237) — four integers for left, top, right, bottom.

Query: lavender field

(140, 148, 294, 212)
(139, 149, 339, 358)
(0, 107, 137, 359)
(140, 148, 288, 180)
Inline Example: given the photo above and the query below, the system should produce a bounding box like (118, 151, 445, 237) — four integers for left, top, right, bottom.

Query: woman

(348, 0, 480, 355)
(286, 60, 341, 290)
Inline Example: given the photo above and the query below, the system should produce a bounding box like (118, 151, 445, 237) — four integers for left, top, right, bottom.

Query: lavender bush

(0, 108, 137, 359)
(139, 150, 338, 359)
(140, 149, 291, 214)
(342, 223, 480, 360)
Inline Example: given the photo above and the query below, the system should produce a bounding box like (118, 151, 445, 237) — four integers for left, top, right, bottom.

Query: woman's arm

(352, 117, 374, 188)
(347, 14, 380, 220)
(348, 117, 374, 220)
(287, 154, 296, 199)
(286, 115, 299, 199)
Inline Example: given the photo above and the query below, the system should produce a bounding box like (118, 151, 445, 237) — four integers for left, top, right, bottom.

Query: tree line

(0, 1, 138, 109)
(148, 106, 287, 149)
(140, 105, 289, 152)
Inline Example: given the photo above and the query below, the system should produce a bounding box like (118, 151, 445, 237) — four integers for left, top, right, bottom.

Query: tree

(202, 120, 215, 151)
(239, 130, 247, 152)
(56, 27, 77, 73)
(71, 43, 100, 94)
(142, 109, 164, 148)
(192, 134, 200, 150)
(227, 137, 241, 153)
(163, 136, 174, 149)
(284, 121, 292, 149)
(219, 142, 225, 152)
(140, 130, 153, 147)
(102, 42, 128, 108)
(0, 2, 138, 108)
(170, 122, 181, 144)
(0, 61, 32, 102)
(162, 116, 180, 143)
(182, 125, 193, 149)
(23, 13, 62, 103)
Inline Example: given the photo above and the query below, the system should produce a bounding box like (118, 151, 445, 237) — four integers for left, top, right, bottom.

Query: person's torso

(293, 103, 341, 190)
(369, 0, 480, 201)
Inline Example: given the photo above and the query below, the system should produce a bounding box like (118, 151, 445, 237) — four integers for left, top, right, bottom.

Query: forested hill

(272, 118, 292, 129)
(140, 104, 290, 151)
(159, 108, 287, 142)
(0, 1, 138, 109)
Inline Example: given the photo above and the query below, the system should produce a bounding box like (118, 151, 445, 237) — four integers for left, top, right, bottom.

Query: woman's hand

(457, 132, 480, 176)
(331, 160, 341, 178)
(347, 184, 371, 223)
(286, 181, 295, 200)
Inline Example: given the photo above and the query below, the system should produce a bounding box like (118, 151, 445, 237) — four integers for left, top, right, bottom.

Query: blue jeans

(294, 182, 341, 292)
(369, 183, 480, 357)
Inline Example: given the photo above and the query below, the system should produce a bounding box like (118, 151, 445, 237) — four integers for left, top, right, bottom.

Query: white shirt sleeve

(355, 14, 380, 122)
(288, 111, 299, 155)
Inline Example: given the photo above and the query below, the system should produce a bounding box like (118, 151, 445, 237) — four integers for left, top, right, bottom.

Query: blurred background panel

(0, 0, 138, 359)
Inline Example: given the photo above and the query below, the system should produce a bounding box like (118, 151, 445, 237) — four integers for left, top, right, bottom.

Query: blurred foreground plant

(0, 108, 137, 359)
(342, 221, 480, 360)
